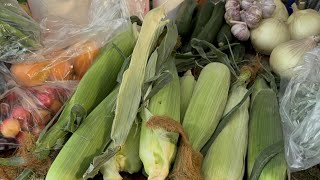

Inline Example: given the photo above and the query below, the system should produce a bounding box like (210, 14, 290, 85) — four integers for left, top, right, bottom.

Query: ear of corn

(35, 25, 137, 157)
(247, 78, 287, 180)
(182, 62, 230, 151)
(110, 7, 168, 147)
(45, 86, 119, 180)
(180, 70, 196, 120)
(139, 59, 180, 180)
(100, 120, 142, 180)
(202, 84, 250, 180)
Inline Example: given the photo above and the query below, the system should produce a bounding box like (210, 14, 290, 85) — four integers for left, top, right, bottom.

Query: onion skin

(250, 18, 290, 55)
(270, 36, 320, 78)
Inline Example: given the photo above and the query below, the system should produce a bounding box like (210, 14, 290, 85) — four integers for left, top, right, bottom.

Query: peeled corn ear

(100, 121, 142, 180)
(247, 78, 287, 180)
(139, 59, 180, 180)
(202, 84, 250, 180)
(182, 62, 230, 151)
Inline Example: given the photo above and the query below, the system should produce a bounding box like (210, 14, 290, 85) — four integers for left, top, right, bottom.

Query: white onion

(287, 3, 320, 40)
(270, 35, 320, 78)
(250, 18, 290, 55)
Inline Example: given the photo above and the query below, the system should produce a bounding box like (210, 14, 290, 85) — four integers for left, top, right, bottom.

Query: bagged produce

(280, 47, 320, 171)
(0, 82, 76, 138)
(10, 40, 99, 87)
(0, 63, 76, 149)
(2, 0, 131, 63)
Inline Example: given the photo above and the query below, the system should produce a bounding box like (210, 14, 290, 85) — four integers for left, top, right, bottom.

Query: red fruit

(11, 106, 33, 131)
(11, 106, 31, 121)
(5, 92, 18, 102)
(33, 109, 52, 126)
(41, 86, 58, 98)
(0, 118, 21, 138)
(36, 92, 54, 108)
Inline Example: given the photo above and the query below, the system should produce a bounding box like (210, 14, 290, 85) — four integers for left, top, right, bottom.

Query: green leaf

(110, 7, 168, 147)
(145, 68, 173, 101)
(15, 169, 33, 180)
(117, 55, 132, 83)
(201, 84, 254, 155)
(191, 38, 238, 77)
(83, 146, 121, 180)
(156, 21, 179, 71)
(143, 49, 159, 100)
(64, 104, 87, 132)
(249, 140, 284, 180)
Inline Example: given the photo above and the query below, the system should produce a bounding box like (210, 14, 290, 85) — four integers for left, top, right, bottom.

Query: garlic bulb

(225, 9, 241, 25)
(225, 0, 240, 11)
(231, 22, 250, 41)
(245, 5, 263, 28)
(287, 3, 320, 40)
(271, 0, 288, 21)
(270, 35, 320, 78)
(261, 0, 276, 18)
(250, 18, 290, 55)
(241, 0, 254, 10)
(240, 10, 246, 22)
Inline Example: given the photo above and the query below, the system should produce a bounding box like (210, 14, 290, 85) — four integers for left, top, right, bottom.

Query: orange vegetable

(73, 41, 99, 78)
(49, 60, 74, 80)
(11, 61, 50, 87)
(0, 118, 21, 138)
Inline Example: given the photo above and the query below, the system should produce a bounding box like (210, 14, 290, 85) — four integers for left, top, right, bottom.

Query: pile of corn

(0, 5, 288, 180)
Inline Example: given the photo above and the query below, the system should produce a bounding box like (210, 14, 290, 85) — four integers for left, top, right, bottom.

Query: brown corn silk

(146, 116, 204, 180)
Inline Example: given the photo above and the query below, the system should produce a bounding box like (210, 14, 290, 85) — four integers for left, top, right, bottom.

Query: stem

(291, 3, 299, 12)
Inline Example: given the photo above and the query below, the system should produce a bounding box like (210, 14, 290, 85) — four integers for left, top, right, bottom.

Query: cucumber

(176, 0, 197, 37)
(216, 23, 233, 47)
(196, 1, 225, 44)
(191, 1, 215, 39)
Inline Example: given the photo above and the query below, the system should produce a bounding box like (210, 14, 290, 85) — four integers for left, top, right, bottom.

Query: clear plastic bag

(0, 63, 76, 149)
(3, 0, 135, 63)
(10, 40, 99, 87)
(0, 0, 42, 62)
(280, 47, 320, 171)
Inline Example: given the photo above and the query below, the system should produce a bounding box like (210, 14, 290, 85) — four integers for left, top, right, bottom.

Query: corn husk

(247, 78, 287, 180)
